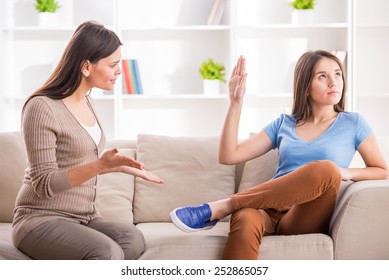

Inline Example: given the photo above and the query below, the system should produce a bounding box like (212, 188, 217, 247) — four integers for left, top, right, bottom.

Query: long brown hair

(23, 21, 122, 110)
(292, 50, 346, 124)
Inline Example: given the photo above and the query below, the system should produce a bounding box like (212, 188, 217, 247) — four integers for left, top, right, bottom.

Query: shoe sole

(169, 208, 216, 233)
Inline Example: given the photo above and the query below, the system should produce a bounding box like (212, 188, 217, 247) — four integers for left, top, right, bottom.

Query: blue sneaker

(170, 204, 218, 232)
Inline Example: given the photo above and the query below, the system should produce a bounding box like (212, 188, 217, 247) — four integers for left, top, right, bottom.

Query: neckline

(292, 112, 341, 143)
(60, 97, 102, 146)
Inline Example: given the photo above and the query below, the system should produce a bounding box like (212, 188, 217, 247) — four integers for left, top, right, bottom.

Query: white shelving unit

(353, 0, 389, 137)
(1, 0, 387, 139)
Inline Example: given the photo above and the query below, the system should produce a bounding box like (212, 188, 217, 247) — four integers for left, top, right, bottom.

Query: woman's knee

(124, 226, 145, 260)
(87, 239, 125, 260)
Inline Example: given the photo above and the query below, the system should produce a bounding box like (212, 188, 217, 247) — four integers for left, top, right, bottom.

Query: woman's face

(309, 57, 344, 107)
(88, 47, 122, 91)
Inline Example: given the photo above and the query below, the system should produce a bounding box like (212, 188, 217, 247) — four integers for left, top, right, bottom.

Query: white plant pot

(292, 9, 314, 25)
(203, 79, 220, 95)
(38, 12, 58, 27)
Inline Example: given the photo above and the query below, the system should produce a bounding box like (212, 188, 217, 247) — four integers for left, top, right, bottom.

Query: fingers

(130, 159, 144, 170)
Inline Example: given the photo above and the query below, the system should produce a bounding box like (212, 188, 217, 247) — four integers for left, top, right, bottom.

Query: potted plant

(34, 0, 61, 27)
(199, 58, 226, 95)
(289, 0, 316, 25)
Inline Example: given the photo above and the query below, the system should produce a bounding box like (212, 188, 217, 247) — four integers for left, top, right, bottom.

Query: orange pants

(223, 160, 341, 260)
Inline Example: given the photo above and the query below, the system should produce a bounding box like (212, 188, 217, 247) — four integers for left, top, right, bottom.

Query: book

(212, 0, 226, 25)
(121, 59, 134, 94)
(122, 59, 144, 94)
(132, 59, 144, 94)
(330, 50, 347, 65)
(206, 0, 220, 25)
(330, 50, 347, 73)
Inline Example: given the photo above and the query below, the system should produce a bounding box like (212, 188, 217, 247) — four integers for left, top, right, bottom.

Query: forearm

(218, 102, 243, 164)
(342, 167, 388, 182)
(67, 159, 105, 187)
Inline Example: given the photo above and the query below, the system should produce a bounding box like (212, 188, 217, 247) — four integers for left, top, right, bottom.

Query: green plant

(199, 58, 226, 83)
(35, 0, 60, 13)
(290, 0, 316, 10)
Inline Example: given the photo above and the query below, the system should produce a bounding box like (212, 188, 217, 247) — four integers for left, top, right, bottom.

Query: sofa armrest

(330, 180, 389, 259)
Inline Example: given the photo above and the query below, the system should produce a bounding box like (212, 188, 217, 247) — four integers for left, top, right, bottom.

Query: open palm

(229, 55, 247, 101)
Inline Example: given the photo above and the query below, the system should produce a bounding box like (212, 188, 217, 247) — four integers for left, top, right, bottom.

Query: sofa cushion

(96, 149, 136, 224)
(238, 149, 278, 193)
(0, 223, 31, 260)
(137, 222, 229, 260)
(133, 134, 236, 223)
(0, 132, 27, 223)
(137, 223, 333, 260)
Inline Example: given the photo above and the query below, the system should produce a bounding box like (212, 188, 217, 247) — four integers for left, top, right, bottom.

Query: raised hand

(229, 55, 247, 102)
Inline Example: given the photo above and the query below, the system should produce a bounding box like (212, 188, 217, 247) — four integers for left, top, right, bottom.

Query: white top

(82, 121, 102, 146)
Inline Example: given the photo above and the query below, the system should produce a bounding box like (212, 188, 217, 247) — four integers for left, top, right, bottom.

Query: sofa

(1, 131, 389, 260)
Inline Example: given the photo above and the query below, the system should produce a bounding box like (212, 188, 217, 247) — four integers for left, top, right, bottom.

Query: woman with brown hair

(170, 50, 387, 259)
(12, 21, 163, 260)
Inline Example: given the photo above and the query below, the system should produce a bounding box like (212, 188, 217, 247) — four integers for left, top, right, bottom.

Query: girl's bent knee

(230, 208, 266, 236)
(311, 160, 341, 185)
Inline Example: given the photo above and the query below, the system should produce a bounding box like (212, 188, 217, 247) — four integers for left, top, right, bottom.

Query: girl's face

(309, 57, 344, 107)
(88, 47, 122, 91)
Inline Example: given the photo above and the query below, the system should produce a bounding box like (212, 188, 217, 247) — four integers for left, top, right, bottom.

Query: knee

(87, 241, 125, 260)
(311, 160, 341, 187)
(125, 227, 145, 260)
(230, 208, 266, 238)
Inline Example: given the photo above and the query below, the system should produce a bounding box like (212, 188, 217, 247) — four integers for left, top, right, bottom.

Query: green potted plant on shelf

(199, 58, 226, 95)
(289, 0, 316, 25)
(34, 0, 61, 27)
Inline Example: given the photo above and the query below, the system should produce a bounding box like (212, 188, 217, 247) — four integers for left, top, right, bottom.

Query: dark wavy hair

(292, 50, 346, 125)
(23, 21, 122, 110)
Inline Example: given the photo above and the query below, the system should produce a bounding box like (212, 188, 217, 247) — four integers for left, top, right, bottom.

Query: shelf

(235, 23, 349, 30)
(2, 0, 388, 138)
(121, 94, 228, 100)
(2, 25, 116, 32)
(120, 25, 231, 32)
(355, 24, 389, 28)
(356, 93, 389, 97)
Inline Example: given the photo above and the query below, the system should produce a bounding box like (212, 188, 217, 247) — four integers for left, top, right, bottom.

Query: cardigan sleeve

(22, 97, 73, 199)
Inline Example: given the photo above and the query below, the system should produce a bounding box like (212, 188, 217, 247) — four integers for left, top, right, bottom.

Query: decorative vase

(292, 9, 314, 25)
(38, 12, 58, 27)
(203, 79, 220, 95)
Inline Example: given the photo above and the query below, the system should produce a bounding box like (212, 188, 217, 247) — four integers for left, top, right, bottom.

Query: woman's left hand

(120, 166, 164, 184)
(339, 167, 353, 181)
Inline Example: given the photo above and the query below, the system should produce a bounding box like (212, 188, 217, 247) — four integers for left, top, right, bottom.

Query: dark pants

(18, 217, 145, 260)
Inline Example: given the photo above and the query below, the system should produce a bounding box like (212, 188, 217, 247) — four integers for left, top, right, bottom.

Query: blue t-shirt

(264, 112, 372, 179)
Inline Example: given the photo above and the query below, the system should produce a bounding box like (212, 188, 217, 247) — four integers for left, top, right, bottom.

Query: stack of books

(206, 0, 226, 25)
(122, 59, 144, 94)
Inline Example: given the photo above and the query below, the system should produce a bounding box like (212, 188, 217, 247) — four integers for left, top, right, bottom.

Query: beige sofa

(1, 131, 389, 260)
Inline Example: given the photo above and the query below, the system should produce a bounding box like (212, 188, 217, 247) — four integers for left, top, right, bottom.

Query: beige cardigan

(12, 96, 106, 247)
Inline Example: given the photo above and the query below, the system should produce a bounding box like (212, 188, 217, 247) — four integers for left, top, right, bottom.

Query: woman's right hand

(229, 55, 247, 102)
(99, 148, 144, 172)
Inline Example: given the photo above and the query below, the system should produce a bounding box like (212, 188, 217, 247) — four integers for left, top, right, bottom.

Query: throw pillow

(133, 134, 236, 223)
(96, 149, 136, 224)
(0, 132, 27, 222)
(237, 133, 279, 193)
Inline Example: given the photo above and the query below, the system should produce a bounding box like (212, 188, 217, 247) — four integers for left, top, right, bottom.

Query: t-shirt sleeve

(355, 113, 373, 149)
(263, 115, 284, 149)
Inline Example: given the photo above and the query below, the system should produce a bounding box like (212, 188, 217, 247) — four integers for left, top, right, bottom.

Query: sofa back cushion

(0, 132, 27, 222)
(238, 149, 278, 192)
(96, 149, 136, 224)
(133, 134, 236, 223)
(237, 132, 278, 192)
